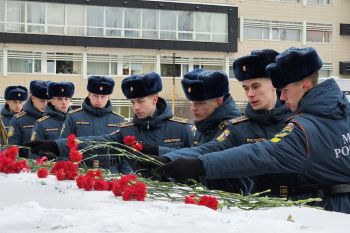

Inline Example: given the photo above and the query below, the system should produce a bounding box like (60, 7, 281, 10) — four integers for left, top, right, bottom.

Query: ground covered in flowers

(0, 172, 349, 233)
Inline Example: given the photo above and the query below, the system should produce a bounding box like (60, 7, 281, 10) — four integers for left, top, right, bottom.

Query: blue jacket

(32, 104, 69, 141)
(0, 104, 16, 132)
(8, 100, 44, 146)
(192, 94, 241, 145)
(199, 79, 350, 214)
(164, 98, 293, 194)
(56, 97, 193, 173)
(60, 97, 124, 138)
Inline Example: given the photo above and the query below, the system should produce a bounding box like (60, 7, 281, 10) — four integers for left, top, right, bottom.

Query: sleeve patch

(216, 129, 230, 142)
(270, 123, 294, 143)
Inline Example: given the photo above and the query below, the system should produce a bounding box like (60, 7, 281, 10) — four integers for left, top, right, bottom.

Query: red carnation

(7, 146, 19, 160)
(56, 169, 66, 181)
(184, 194, 198, 205)
(132, 142, 143, 152)
(69, 150, 83, 163)
(37, 168, 49, 178)
(67, 134, 78, 150)
(122, 186, 135, 201)
(123, 136, 135, 146)
(134, 182, 147, 201)
(198, 195, 219, 210)
(94, 179, 110, 191)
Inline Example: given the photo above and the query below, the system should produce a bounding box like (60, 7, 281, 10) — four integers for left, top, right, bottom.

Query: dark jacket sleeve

(32, 122, 45, 140)
(8, 118, 22, 145)
(56, 130, 121, 158)
(200, 125, 308, 180)
(59, 115, 75, 138)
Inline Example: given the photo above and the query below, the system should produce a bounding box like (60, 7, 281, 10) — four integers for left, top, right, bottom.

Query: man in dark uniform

(26, 72, 193, 174)
(59, 76, 124, 138)
(156, 47, 350, 214)
(8, 80, 49, 157)
(0, 86, 28, 132)
(31, 82, 75, 142)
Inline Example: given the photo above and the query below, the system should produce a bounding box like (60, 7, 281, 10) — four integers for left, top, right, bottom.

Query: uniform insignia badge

(216, 129, 230, 142)
(188, 87, 191, 93)
(99, 86, 103, 91)
(93, 160, 99, 168)
(60, 124, 65, 135)
(18, 93, 21, 97)
(61, 88, 65, 93)
(31, 132, 36, 141)
(7, 126, 14, 137)
(271, 123, 294, 143)
(130, 86, 134, 92)
(242, 65, 247, 72)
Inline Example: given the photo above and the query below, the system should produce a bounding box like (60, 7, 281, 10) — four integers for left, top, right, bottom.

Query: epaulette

(119, 121, 134, 128)
(169, 117, 189, 124)
(14, 111, 27, 119)
(112, 111, 125, 118)
(36, 115, 51, 123)
(68, 107, 83, 115)
(229, 115, 250, 124)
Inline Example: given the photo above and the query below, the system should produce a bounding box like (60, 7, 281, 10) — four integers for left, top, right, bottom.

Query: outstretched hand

(155, 158, 205, 181)
(23, 140, 59, 156)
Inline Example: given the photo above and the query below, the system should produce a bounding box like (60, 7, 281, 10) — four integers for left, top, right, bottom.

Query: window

(307, 23, 332, 43)
(7, 51, 41, 73)
(319, 63, 333, 78)
(47, 3, 65, 34)
(66, 5, 85, 36)
(105, 7, 122, 37)
(178, 11, 193, 40)
(27, 1, 45, 33)
(243, 19, 302, 42)
(0, 0, 5, 31)
(161, 64, 181, 77)
(87, 6, 104, 36)
(160, 56, 191, 77)
(142, 9, 158, 39)
(124, 8, 141, 38)
(87, 54, 118, 75)
(1, 1, 229, 43)
(6, 0, 24, 32)
(122, 56, 155, 75)
(47, 53, 82, 74)
(160, 10, 177, 40)
(307, 0, 330, 4)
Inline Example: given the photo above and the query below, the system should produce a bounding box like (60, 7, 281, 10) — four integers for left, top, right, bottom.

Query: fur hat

(48, 82, 75, 99)
(4, 86, 28, 101)
(87, 76, 115, 95)
(122, 72, 162, 99)
(30, 80, 49, 99)
(181, 69, 229, 101)
(267, 47, 323, 88)
(233, 49, 279, 81)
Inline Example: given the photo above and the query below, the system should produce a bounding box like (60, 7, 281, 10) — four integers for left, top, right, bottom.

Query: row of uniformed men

(4, 46, 350, 214)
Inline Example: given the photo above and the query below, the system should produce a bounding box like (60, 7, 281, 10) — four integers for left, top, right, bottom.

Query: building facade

(0, 0, 349, 118)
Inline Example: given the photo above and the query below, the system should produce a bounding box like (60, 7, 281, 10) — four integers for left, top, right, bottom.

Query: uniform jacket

(32, 104, 69, 140)
(56, 97, 193, 173)
(0, 104, 16, 132)
(60, 97, 124, 138)
(199, 79, 350, 214)
(8, 100, 44, 146)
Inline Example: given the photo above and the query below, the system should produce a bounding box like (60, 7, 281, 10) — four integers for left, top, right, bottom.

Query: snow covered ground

(0, 173, 348, 233)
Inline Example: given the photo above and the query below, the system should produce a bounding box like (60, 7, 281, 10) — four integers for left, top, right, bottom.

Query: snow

(0, 173, 348, 233)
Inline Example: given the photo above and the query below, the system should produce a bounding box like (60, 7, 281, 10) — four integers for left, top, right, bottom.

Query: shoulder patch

(229, 116, 249, 124)
(37, 115, 51, 123)
(216, 129, 231, 142)
(270, 123, 294, 143)
(68, 107, 83, 115)
(119, 122, 134, 128)
(169, 117, 189, 124)
(14, 111, 27, 119)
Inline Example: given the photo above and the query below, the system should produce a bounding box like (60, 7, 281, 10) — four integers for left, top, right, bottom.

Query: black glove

(155, 158, 205, 181)
(141, 144, 159, 155)
(23, 140, 59, 156)
(135, 155, 170, 171)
